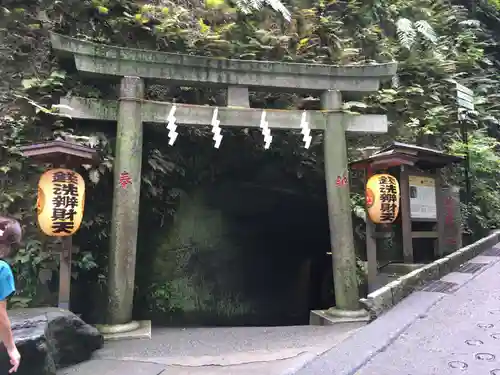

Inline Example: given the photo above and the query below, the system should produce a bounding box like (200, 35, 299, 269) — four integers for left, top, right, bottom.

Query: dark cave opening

(133, 162, 335, 327)
(70, 122, 336, 327)
(207, 181, 334, 325)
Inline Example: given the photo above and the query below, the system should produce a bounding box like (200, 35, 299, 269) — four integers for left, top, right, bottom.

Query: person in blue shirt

(0, 217, 21, 373)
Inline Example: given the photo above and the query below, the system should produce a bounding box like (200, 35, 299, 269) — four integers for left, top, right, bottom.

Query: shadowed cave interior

(134, 173, 335, 326)
(70, 123, 336, 326)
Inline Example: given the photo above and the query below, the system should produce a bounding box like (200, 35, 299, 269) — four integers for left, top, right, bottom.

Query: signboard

(409, 175, 436, 220)
(456, 83, 474, 111)
(456, 82, 474, 120)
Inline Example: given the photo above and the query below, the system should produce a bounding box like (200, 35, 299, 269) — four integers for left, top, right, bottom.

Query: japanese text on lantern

(378, 175, 398, 222)
(51, 171, 79, 235)
(37, 168, 85, 237)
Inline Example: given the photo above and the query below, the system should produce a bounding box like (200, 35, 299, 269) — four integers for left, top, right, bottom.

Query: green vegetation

(2, 0, 500, 317)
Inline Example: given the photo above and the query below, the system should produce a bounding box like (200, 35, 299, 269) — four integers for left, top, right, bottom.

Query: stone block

(100, 320, 151, 341)
(444, 252, 462, 271)
(58, 97, 390, 134)
(358, 232, 500, 319)
(309, 310, 369, 328)
(0, 308, 103, 375)
(434, 257, 451, 278)
(470, 243, 483, 258)
(418, 263, 440, 284)
(446, 247, 472, 270)
(362, 285, 394, 318)
(456, 247, 474, 265)
(396, 268, 423, 294)
(387, 280, 405, 306)
(50, 33, 397, 93)
(476, 234, 496, 254)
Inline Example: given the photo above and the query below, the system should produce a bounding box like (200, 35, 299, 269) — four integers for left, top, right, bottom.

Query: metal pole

(455, 82, 474, 241)
(460, 112, 472, 242)
(460, 115, 472, 208)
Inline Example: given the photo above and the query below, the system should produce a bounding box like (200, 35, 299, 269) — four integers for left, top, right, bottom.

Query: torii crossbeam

(50, 32, 397, 328)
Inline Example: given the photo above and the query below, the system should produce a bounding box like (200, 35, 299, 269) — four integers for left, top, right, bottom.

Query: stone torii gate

(50, 32, 397, 329)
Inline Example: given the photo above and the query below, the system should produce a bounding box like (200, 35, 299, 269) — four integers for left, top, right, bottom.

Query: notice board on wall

(409, 175, 437, 220)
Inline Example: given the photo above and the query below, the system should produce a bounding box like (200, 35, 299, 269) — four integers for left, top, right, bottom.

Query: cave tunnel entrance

(68, 120, 338, 327)
(133, 135, 335, 327)
(202, 180, 335, 326)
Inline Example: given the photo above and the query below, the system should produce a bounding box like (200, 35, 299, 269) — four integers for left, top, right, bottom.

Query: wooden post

(450, 186, 463, 250)
(321, 90, 360, 312)
(365, 166, 378, 292)
(438, 185, 463, 255)
(58, 236, 72, 309)
(434, 171, 444, 258)
(107, 76, 144, 324)
(399, 165, 413, 262)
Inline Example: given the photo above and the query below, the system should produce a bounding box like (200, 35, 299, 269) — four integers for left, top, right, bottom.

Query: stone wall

(360, 230, 500, 319)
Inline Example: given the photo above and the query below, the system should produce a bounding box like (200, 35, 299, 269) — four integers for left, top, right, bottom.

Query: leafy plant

(3, 0, 500, 318)
(232, 0, 291, 21)
(396, 18, 437, 50)
(145, 282, 182, 313)
(21, 71, 67, 92)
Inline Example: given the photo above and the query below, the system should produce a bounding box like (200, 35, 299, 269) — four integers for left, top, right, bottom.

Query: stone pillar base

(310, 308, 369, 327)
(95, 320, 151, 341)
(326, 307, 369, 319)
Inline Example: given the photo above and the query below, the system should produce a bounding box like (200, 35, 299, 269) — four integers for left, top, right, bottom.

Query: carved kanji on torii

(50, 32, 397, 328)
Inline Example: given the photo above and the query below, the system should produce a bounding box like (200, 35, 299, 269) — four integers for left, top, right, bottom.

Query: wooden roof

(350, 142, 464, 170)
(18, 139, 99, 167)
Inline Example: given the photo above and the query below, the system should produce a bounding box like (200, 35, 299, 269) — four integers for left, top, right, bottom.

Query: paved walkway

(60, 243, 500, 375)
(59, 324, 361, 375)
(295, 244, 500, 375)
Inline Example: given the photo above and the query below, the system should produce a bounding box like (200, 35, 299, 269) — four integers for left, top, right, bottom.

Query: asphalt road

(295, 249, 500, 375)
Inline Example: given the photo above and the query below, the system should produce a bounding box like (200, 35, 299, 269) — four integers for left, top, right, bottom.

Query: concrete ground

(58, 323, 361, 375)
(60, 242, 500, 375)
(295, 244, 500, 375)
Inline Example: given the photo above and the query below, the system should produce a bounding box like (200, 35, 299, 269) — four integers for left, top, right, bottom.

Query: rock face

(0, 307, 103, 375)
(136, 180, 332, 326)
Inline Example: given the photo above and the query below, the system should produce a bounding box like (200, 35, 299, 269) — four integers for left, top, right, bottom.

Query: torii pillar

(321, 91, 360, 314)
(50, 31, 397, 328)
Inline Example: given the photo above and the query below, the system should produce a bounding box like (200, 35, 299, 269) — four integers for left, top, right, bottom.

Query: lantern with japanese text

(37, 168, 85, 236)
(366, 174, 400, 224)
